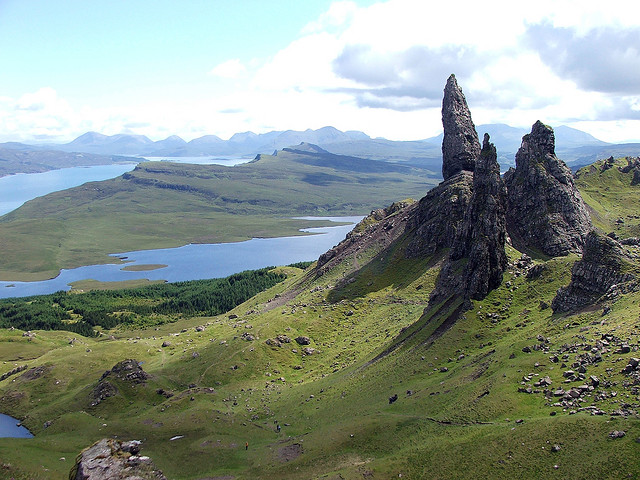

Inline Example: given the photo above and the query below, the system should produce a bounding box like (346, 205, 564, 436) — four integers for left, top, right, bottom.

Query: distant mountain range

(2, 124, 639, 171)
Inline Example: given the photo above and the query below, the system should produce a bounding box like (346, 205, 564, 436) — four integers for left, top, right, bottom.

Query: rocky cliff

(504, 121, 593, 256)
(405, 75, 480, 258)
(551, 231, 638, 312)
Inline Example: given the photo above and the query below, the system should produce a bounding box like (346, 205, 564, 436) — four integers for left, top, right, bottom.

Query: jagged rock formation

(318, 77, 598, 312)
(70, 438, 167, 480)
(441, 74, 480, 181)
(552, 231, 638, 312)
(504, 121, 592, 256)
(430, 134, 507, 304)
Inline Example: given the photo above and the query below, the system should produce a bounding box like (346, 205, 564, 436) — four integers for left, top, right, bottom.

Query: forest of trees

(0, 265, 308, 336)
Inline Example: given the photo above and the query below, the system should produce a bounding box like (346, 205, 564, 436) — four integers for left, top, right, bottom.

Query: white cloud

(4, 0, 640, 144)
(302, 1, 358, 34)
(208, 59, 247, 79)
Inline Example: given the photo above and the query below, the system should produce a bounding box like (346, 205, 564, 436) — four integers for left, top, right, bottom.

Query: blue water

(0, 413, 33, 438)
(0, 217, 362, 299)
(0, 157, 251, 217)
(0, 164, 137, 216)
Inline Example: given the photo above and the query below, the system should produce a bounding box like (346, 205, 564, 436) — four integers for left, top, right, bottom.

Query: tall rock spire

(441, 74, 480, 181)
(430, 133, 507, 304)
(504, 121, 593, 256)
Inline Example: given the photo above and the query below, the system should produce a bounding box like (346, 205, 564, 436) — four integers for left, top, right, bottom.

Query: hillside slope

(0, 162, 639, 478)
(0, 147, 437, 281)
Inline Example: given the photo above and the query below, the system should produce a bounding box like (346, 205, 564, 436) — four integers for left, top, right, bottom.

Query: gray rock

(552, 231, 637, 312)
(405, 171, 473, 258)
(70, 438, 166, 479)
(504, 121, 592, 257)
(441, 74, 480, 181)
(431, 133, 508, 304)
(295, 336, 311, 345)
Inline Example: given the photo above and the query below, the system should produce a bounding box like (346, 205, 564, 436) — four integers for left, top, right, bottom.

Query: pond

(0, 413, 33, 438)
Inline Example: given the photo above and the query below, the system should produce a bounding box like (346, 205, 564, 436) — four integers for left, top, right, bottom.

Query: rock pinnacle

(441, 74, 480, 181)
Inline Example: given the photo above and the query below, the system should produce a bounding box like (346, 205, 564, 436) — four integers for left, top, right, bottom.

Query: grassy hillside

(0, 157, 639, 479)
(0, 149, 437, 281)
(0, 148, 135, 177)
(575, 156, 640, 238)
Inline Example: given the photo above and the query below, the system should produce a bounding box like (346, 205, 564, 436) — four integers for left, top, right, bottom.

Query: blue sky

(1, 0, 639, 144)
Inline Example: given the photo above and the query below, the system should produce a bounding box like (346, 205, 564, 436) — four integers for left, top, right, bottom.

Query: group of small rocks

(518, 330, 640, 418)
(265, 334, 315, 355)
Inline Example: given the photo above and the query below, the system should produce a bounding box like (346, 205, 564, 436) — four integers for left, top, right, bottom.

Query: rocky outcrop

(405, 171, 473, 258)
(552, 231, 638, 312)
(430, 134, 507, 303)
(316, 201, 416, 275)
(441, 74, 480, 181)
(101, 359, 149, 384)
(504, 121, 592, 256)
(70, 438, 167, 480)
(618, 156, 640, 185)
(91, 359, 149, 406)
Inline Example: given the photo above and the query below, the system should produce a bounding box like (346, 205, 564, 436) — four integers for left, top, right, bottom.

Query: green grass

(1, 157, 640, 479)
(575, 156, 640, 237)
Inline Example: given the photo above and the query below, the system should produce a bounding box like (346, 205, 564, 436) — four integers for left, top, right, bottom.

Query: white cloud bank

(4, 0, 640, 144)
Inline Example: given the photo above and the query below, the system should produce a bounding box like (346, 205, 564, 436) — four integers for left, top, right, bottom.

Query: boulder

(70, 438, 166, 480)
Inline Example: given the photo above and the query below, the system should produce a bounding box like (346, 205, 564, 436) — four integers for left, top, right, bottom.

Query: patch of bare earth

(277, 443, 303, 462)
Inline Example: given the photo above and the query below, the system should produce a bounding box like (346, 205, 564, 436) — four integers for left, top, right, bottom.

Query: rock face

(70, 438, 167, 480)
(504, 121, 592, 256)
(431, 134, 508, 303)
(441, 74, 480, 181)
(405, 171, 473, 258)
(552, 231, 638, 312)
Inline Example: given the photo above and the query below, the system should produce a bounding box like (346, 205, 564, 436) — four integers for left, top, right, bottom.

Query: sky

(1, 0, 639, 144)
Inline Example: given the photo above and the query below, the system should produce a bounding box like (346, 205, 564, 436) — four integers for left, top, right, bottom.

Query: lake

(0, 160, 360, 299)
(0, 413, 33, 438)
(0, 157, 253, 217)
(0, 216, 362, 299)
(0, 163, 137, 216)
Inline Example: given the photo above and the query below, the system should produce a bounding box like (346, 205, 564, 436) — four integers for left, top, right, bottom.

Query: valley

(0, 146, 437, 282)
(1, 76, 640, 480)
